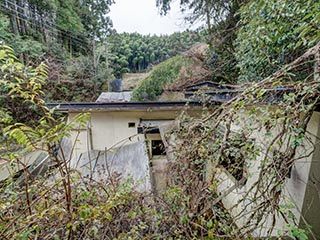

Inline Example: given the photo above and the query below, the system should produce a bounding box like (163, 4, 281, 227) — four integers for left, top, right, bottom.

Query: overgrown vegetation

(0, 0, 114, 103)
(1, 0, 320, 238)
(1, 39, 319, 239)
(235, 0, 320, 82)
(132, 55, 191, 101)
(168, 43, 319, 239)
(0, 43, 236, 239)
(155, 0, 319, 85)
(0, 0, 205, 103)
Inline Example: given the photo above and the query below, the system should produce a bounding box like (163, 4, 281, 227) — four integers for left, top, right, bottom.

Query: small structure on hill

(96, 91, 132, 103)
(109, 78, 123, 92)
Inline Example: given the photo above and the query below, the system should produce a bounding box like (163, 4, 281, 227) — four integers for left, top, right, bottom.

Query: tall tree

(76, 0, 114, 40)
(0, 0, 114, 57)
(156, 0, 246, 83)
(156, 0, 240, 33)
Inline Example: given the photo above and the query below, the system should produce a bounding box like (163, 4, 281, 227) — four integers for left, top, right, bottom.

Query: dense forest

(0, 0, 320, 239)
(107, 31, 203, 77)
(0, 0, 319, 101)
(0, 0, 113, 102)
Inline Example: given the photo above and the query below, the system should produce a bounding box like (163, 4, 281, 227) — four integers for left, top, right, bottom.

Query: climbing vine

(165, 43, 320, 238)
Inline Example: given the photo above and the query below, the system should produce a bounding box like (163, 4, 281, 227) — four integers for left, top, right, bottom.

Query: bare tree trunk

(7, 0, 20, 36)
(93, 39, 98, 75)
(6, 0, 23, 62)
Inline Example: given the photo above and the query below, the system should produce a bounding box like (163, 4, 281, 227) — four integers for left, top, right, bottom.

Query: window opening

(128, 122, 136, 128)
(218, 134, 252, 182)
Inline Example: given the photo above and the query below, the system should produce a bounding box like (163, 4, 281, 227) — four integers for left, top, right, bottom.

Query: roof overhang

(47, 87, 320, 113)
(47, 100, 220, 113)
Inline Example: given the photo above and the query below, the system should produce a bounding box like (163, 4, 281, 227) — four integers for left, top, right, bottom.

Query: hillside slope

(131, 43, 215, 101)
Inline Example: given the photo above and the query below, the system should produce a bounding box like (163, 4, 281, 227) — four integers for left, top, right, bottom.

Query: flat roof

(47, 100, 220, 112)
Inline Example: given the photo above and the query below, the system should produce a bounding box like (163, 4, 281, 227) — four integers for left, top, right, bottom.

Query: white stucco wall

(90, 112, 141, 150)
(65, 109, 184, 194)
(67, 109, 186, 153)
(66, 109, 183, 177)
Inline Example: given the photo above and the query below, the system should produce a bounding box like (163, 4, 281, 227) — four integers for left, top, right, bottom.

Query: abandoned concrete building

(50, 99, 207, 192)
(50, 88, 320, 238)
(1, 86, 320, 238)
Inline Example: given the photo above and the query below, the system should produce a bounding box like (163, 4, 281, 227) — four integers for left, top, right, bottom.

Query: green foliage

(1, 42, 319, 239)
(0, 0, 114, 85)
(132, 55, 190, 101)
(76, 0, 113, 39)
(158, 0, 318, 84)
(170, 44, 320, 238)
(0, 43, 47, 148)
(155, 0, 243, 84)
(0, 0, 114, 105)
(0, 44, 234, 238)
(0, 43, 47, 122)
(0, 44, 234, 239)
(0, 14, 46, 62)
(235, 0, 320, 82)
(43, 52, 112, 102)
(0, 43, 96, 240)
(0, 171, 237, 239)
(0, 14, 12, 42)
(108, 31, 203, 77)
(55, 0, 84, 33)
(156, 0, 232, 29)
(0, 42, 94, 151)
(14, 37, 46, 60)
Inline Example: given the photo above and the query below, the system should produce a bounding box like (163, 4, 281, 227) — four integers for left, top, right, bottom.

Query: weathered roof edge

(47, 100, 221, 112)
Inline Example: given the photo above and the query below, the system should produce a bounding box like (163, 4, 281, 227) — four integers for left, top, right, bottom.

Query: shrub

(132, 55, 190, 101)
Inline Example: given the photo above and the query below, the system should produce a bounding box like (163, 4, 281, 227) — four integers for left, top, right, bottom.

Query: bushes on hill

(132, 55, 191, 101)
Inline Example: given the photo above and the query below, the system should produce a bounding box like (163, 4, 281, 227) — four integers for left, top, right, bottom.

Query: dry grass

(122, 72, 150, 90)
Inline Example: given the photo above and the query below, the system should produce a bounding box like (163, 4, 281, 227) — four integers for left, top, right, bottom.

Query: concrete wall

(90, 112, 141, 150)
(66, 107, 320, 237)
(73, 141, 151, 192)
(0, 151, 47, 181)
(211, 110, 320, 238)
(68, 110, 183, 155)
(67, 112, 141, 163)
(299, 112, 320, 238)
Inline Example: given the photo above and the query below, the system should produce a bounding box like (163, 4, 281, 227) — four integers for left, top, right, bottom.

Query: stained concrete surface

(73, 141, 151, 192)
